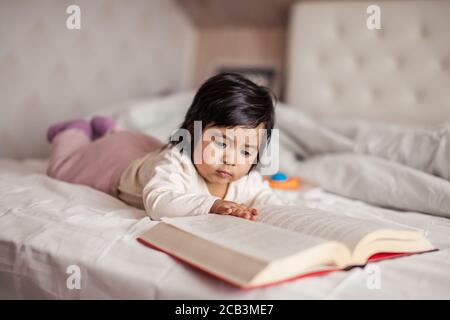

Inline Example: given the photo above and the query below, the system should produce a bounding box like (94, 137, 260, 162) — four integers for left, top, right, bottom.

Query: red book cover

(137, 237, 437, 290)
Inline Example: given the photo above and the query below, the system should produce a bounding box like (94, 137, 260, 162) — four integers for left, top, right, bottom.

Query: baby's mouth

(215, 170, 233, 178)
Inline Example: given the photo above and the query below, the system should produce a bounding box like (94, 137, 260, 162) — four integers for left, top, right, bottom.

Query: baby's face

(194, 123, 265, 185)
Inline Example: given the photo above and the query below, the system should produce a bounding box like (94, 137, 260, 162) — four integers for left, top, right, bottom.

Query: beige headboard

(286, 0, 450, 125)
(0, 0, 196, 159)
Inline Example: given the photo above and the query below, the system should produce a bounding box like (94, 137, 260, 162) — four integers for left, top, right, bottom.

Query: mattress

(1, 157, 450, 299)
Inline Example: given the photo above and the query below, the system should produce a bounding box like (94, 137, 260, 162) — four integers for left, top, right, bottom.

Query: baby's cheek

(234, 165, 252, 179)
(198, 141, 217, 164)
(194, 163, 213, 182)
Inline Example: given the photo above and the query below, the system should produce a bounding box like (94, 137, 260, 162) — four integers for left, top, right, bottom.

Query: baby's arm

(144, 188, 219, 220)
(142, 150, 219, 220)
(144, 178, 257, 221)
(143, 148, 257, 221)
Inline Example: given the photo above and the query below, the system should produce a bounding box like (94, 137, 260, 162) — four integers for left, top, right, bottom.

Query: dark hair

(166, 72, 276, 171)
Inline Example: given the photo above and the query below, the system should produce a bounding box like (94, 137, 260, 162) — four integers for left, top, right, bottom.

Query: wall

(194, 26, 286, 96)
(174, 0, 291, 99)
(0, 0, 197, 158)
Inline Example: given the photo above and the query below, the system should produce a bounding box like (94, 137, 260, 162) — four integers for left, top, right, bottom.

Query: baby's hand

(210, 199, 258, 221)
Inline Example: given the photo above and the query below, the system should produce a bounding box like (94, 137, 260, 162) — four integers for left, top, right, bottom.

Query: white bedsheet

(1, 158, 450, 299)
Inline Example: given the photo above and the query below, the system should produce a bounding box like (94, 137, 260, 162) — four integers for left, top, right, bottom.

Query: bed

(1, 0, 450, 299)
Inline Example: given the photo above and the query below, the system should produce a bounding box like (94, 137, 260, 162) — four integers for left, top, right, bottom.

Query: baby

(46, 73, 288, 221)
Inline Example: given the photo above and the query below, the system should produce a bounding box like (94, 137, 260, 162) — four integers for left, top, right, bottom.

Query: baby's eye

(214, 140, 227, 149)
(241, 150, 251, 157)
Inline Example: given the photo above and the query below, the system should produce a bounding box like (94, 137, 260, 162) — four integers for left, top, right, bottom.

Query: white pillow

(89, 91, 194, 143)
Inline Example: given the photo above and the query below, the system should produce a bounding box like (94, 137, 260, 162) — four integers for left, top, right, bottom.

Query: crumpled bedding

(0, 158, 449, 299)
(1, 93, 450, 299)
(275, 106, 450, 218)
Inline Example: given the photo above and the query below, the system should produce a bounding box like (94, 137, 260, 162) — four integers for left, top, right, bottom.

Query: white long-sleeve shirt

(117, 146, 289, 220)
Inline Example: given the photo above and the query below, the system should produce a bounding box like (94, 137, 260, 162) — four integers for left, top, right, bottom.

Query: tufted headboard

(0, 0, 196, 159)
(286, 0, 450, 125)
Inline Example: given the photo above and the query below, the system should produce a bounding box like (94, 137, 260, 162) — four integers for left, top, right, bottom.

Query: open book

(137, 205, 435, 289)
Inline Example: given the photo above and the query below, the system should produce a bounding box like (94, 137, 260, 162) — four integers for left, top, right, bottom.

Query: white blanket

(276, 106, 450, 218)
(1, 158, 450, 299)
(1, 93, 450, 299)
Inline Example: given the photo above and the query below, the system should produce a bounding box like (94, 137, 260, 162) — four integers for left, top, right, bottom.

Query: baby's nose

(222, 150, 237, 166)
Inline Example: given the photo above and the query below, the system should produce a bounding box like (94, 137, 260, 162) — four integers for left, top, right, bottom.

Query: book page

(161, 215, 329, 262)
(257, 205, 415, 251)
